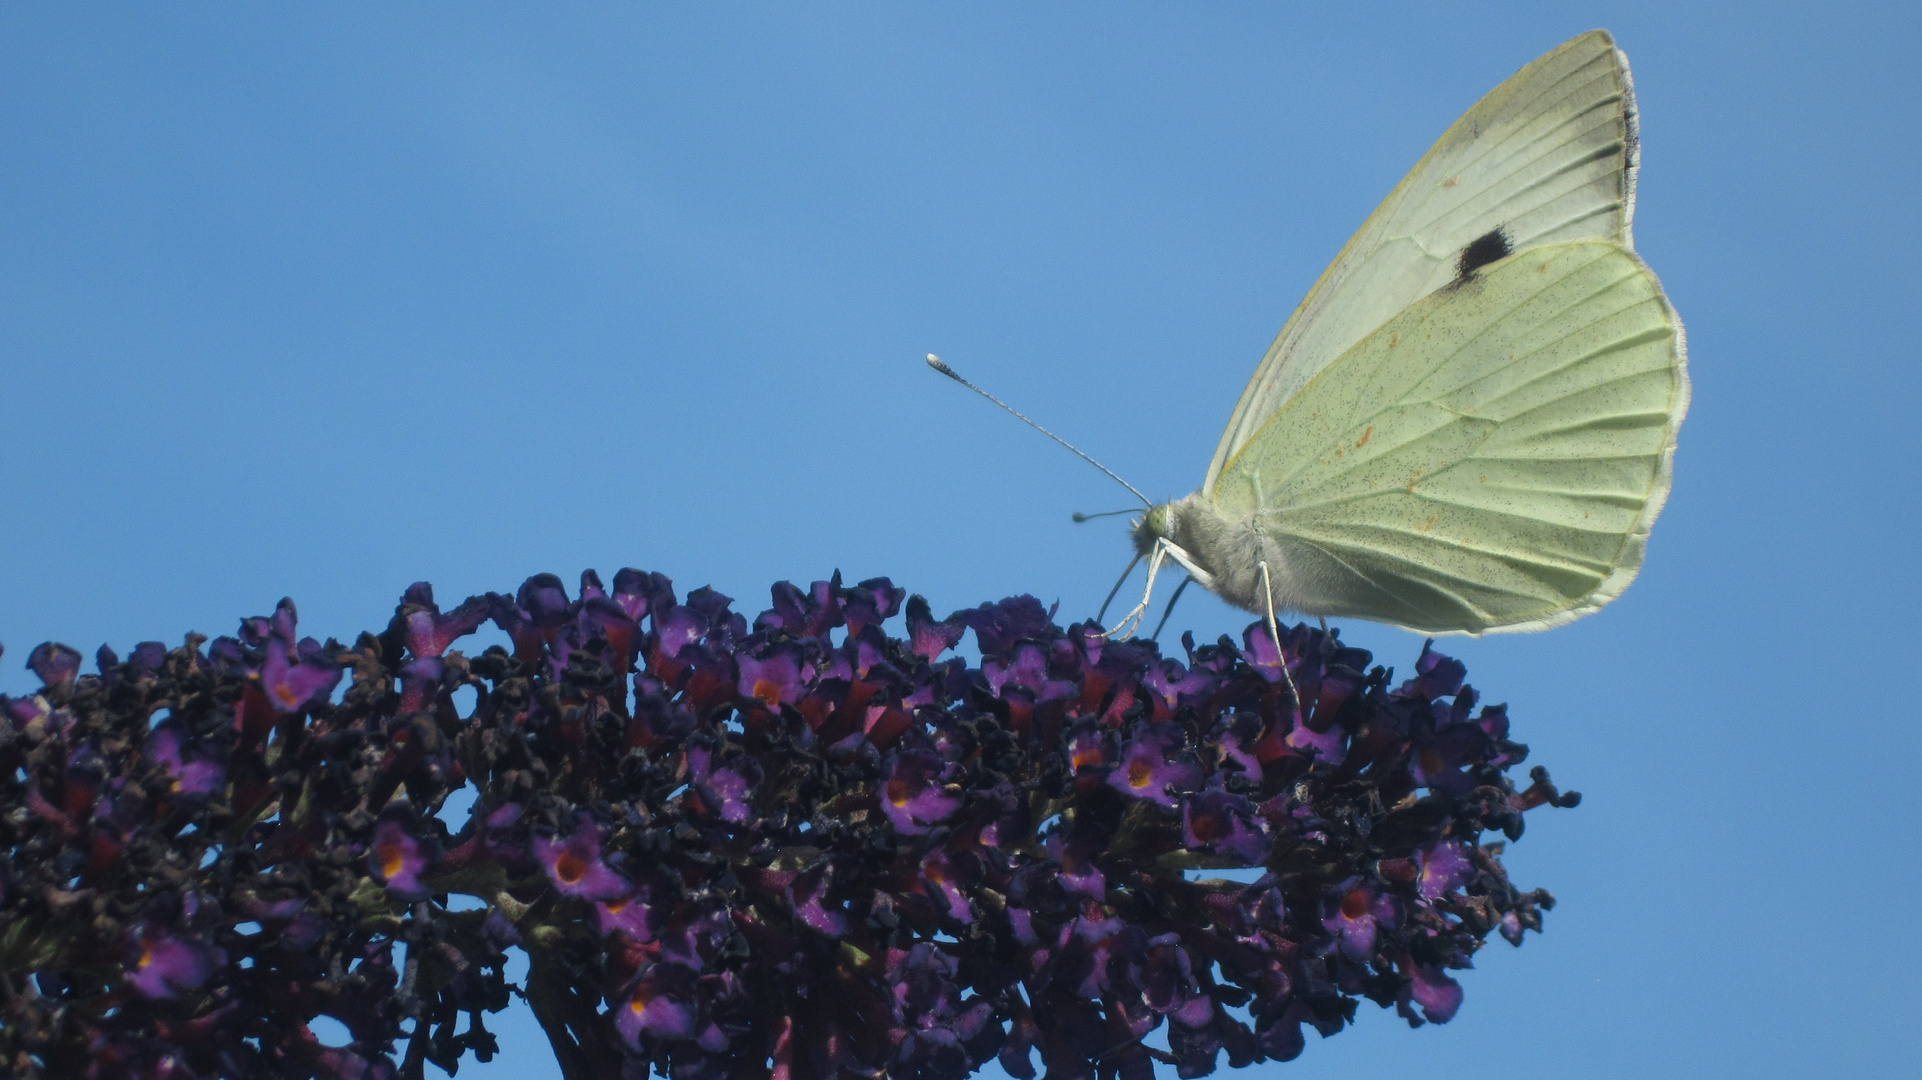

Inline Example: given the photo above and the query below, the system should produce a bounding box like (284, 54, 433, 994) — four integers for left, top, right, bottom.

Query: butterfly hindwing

(1211, 240, 1687, 634)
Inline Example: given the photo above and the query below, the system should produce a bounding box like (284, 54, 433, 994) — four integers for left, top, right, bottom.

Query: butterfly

(1115, 29, 1690, 641)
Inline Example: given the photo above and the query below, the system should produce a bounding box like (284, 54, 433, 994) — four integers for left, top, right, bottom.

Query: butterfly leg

(1106, 540, 1169, 639)
(1149, 575, 1194, 641)
(1257, 560, 1304, 720)
(1095, 552, 1143, 625)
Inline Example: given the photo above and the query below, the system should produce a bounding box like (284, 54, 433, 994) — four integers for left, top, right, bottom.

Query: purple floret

(150, 721, 224, 797)
(127, 926, 223, 1000)
(881, 746, 962, 833)
(616, 968, 698, 1045)
(260, 634, 341, 713)
(1184, 789, 1269, 864)
(594, 891, 658, 941)
(688, 744, 761, 823)
(1323, 880, 1399, 959)
(952, 594, 1055, 658)
(27, 642, 82, 690)
(369, 818, 430, 898)
(736, 648, 804, 708)
(906, 595, 965, 660)
(399, 583, 490, 659)
(534, 818, 630, 901)
(1108, 724, 1202, 805)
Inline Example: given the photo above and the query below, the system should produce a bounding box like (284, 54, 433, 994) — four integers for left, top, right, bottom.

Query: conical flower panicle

(0, 569, 1575, 1080)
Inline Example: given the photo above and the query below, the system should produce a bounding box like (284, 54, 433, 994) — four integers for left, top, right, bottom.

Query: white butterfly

(1114, 29, 1690, 641)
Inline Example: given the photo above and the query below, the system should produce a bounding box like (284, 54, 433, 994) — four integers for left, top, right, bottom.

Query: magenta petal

(151, 722, 224, 796)
(789, 858, 849, 936)
(1405, 642, 1467, 699)
(737, 650, 803, 708)
(841, 577, 904, 637)
(1418, 841, 1473, 900)
(905, 596, 965, 660)
(595, 892, 658, 941)
(1285, 708, 1346, 763)
(175, 757, 224, 796)
(1407, 964, 1464, 1023)
(704, 765, 756, 823)
(1146, 656, 1217, 709)
(983, 642, 1075, 701)
(401, 592, 490, 659)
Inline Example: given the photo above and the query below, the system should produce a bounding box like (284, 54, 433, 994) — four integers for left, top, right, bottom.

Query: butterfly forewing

(1212, 241, 1686, 634)
(1205, 29, 1639, 494)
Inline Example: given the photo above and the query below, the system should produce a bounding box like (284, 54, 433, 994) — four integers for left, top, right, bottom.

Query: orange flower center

(555, 852, 587, 884)
(378, 842, 406, 878)
(1128, 759, 1153, 789)
(1340, 888, 1369, 920)
(886, 777, 913, 808)
(753, 680, 781, 707)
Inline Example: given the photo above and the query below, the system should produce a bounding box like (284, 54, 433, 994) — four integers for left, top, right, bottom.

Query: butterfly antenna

(1072, 508, 1137, 523)
(926, 354, 1151, 507)
(1095, 553, 1142, 624)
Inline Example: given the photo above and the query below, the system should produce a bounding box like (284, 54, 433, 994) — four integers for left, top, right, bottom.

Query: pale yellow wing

(1205, 30, 1640, 494)
(1211, 241, 1688, 634)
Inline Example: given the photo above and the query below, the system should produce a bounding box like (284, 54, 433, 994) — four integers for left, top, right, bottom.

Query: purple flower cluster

(0, 570, 1576, 1080)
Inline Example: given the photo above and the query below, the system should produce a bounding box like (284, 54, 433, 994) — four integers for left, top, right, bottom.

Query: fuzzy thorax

(1131, 494, 1313, 617)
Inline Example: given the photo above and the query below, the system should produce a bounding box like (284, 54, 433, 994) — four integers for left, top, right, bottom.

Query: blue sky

(2, 3, 1916, 1077)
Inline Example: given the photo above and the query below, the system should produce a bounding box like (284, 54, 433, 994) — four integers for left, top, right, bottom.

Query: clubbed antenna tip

(920, 352, 1151, 508)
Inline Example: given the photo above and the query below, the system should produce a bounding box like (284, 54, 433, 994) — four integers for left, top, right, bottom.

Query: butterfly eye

(1130, 506, 1172, 551)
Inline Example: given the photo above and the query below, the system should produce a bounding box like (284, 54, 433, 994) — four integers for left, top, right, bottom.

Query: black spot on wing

(1455, 227, 1512, 281)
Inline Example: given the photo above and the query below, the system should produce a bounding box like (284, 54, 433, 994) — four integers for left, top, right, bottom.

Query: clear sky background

(2, 3, 1915, 1078)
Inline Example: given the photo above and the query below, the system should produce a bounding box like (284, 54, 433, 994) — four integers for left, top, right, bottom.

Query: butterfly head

(1131, 504, 1176, 558)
